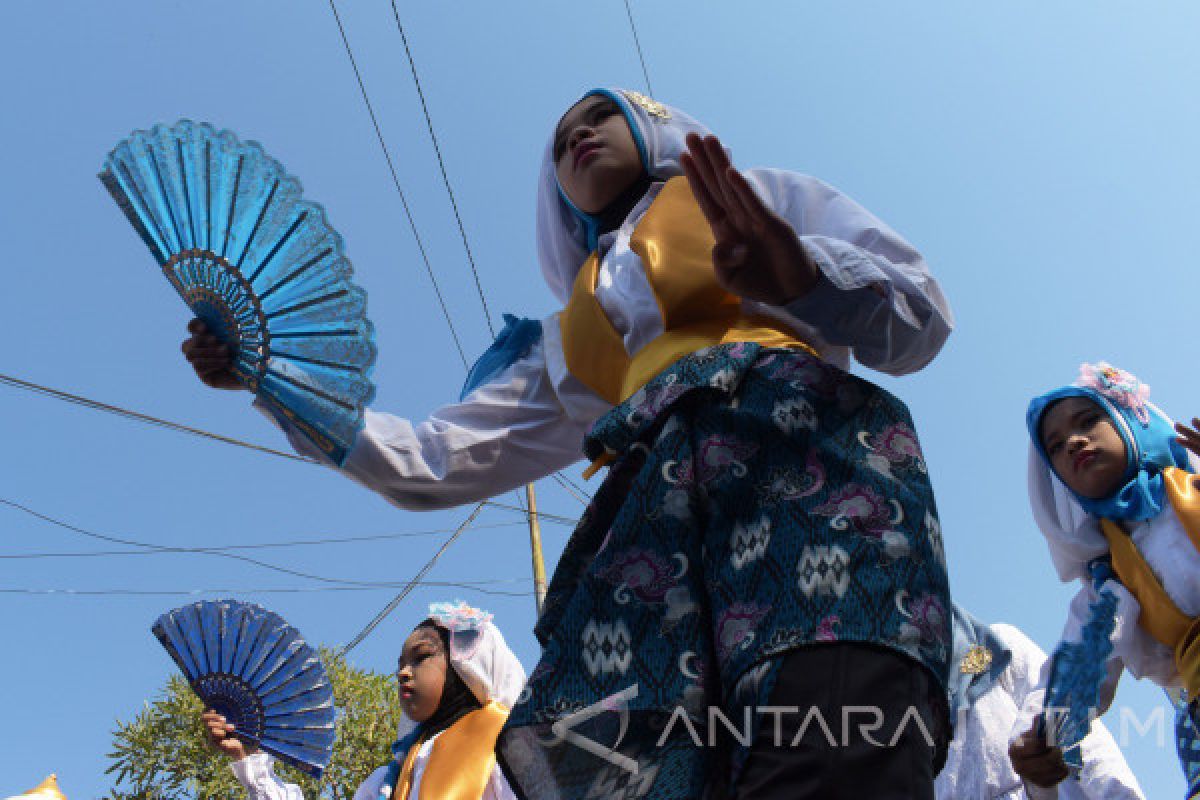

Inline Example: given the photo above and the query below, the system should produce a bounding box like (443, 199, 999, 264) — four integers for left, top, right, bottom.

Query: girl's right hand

(202, 709, 258, 760)
(1008, 722, 1068, 788)
(181, 319, 244, 390)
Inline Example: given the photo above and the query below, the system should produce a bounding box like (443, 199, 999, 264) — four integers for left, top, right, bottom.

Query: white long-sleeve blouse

(260, 172, 953, 510)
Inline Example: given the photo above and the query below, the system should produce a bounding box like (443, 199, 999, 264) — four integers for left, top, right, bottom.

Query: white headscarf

(394, 601, 526, 742)
(535, 88, 715, 303)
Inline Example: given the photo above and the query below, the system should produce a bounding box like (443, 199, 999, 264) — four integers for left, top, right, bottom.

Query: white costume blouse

(260, 161, 952, 510)
(936, 623, 1144, 800)
(1027, 446, 1200, 706)
(230, 740, 516, 800)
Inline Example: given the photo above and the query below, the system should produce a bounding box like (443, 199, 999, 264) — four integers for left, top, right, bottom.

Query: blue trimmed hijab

(1026, 363, 1188, 522)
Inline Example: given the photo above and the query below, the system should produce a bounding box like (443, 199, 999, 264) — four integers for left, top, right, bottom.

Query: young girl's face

(1039, 396, 1129, 499)
(396, 625, 448, 723)
(553, 94, 644, 215)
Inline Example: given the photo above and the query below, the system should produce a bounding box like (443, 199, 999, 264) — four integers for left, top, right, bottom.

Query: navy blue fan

(1039, 561, 1120, 770)
(100, 121, 376, 464)
(152, 599, 336, 778)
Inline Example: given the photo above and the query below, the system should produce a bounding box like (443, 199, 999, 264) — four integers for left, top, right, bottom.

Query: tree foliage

(106, 648, 402, 799)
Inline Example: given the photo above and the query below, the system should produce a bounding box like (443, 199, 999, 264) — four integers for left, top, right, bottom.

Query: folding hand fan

(1039, 563, 1119, 770)
(100, 120, 376, 464)
(152, 599, 336, 778)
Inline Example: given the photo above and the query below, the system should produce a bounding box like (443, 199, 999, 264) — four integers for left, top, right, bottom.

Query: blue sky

(2, 1, 1198, 796)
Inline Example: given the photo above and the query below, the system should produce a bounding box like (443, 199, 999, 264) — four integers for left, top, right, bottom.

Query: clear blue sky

(2, 1, 1198, 796)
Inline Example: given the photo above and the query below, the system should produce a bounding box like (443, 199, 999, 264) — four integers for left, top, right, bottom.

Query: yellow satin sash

(392, 701, 509, 800)
(559, 176, 815, 409)
(1100, 467, 1200, 696)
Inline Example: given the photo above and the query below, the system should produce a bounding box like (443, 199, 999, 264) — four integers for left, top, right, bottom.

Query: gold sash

(392, 701, 509, 800)
(1100, 467, 1200, 696)
(559, 176, 815, 408)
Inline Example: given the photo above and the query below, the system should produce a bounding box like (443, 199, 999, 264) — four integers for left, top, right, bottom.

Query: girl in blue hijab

(1015, 362, 1200, 794)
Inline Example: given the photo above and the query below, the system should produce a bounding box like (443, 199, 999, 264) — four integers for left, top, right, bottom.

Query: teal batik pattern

(498, 343, 951, 799)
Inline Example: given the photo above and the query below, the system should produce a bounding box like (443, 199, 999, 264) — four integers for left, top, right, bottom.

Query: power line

(389, 1, 494, 336)
(1, 371, 586, 517)
(0, 580, 532, 598)
(340, 502, 484, 655)
(0, 520, 529, 560)
(0, 497, 492, 591)
(326, 0, 469, 367)
(622, 0, 654, 97)
(0, 372, 313, 463)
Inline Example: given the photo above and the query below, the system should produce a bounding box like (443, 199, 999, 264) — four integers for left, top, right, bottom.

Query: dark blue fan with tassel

(1039, 559, 1120, 771)
(152, 599, 336, 778)
(100, 121, 376, 464)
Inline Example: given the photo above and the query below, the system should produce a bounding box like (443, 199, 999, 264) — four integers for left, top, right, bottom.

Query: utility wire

(384, 4, 591, 507)
(0, 497, 492, 591)
(0, 521, 529, 560)
(1, 372, 584, 521)
(1, 581, 532, 598)
(340, 502, 484, 655)
(622, 0, 654, 97)
(0, 372, 313, 463)
(389, 1, 494, 336)
(326, 0, 469, 367)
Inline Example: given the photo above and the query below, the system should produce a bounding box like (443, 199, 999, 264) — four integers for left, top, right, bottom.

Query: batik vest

(1100, 467, 1200, 697)
(559, 176, 815, 408)
(392, 702, 508, 800)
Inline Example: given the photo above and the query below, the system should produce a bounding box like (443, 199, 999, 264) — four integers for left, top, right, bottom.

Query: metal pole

(525, 483, 548, 615)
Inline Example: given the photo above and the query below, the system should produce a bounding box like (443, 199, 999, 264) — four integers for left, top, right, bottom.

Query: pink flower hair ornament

(1074, 362, 1151, 426)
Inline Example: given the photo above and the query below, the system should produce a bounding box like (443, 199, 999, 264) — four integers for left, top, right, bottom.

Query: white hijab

(535, 88, 715, 303)
(394, 602, 526, 742)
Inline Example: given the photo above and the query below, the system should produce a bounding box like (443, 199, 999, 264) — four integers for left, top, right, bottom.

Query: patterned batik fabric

(1178, 701, 1200, 798)
(496, 343, 952, 800)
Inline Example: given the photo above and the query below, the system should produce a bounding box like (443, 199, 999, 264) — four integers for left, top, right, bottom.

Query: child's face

(1039, 396, 1129, 499)
(553, 94, 644, 215)
(396, 625, 448, 723)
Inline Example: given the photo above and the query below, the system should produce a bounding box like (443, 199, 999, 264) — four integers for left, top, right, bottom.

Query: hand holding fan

(100, 121, 376, 464)
(152, 599, 336, 778)
(1039, 561, 1120, 770)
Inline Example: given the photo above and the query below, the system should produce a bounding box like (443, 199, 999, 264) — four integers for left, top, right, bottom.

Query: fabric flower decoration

(428, 600, 494, 633)
(1075, 362, 1151, 426)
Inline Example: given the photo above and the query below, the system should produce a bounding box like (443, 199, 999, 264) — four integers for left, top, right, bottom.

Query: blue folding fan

(152, 599, 336, 778)
(1039, 560, 1120, 770)
(100, 121, 376, 464)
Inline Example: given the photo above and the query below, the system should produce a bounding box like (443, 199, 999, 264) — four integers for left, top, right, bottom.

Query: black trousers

(731, 643, 947, 800)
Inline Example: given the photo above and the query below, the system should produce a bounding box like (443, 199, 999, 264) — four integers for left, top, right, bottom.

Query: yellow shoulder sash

(392, 702, 509, 800)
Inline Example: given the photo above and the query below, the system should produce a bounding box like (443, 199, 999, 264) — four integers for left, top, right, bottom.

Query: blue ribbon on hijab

(1026, 385, 1189, 522)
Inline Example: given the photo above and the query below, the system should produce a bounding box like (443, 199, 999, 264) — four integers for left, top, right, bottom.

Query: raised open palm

(680, 133, 819, 305)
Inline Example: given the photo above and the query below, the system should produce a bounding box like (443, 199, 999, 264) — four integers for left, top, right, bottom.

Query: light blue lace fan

(100, 121, 376, 464)
(1040, 560, 1120, 770)
(152, 599, 336, 778)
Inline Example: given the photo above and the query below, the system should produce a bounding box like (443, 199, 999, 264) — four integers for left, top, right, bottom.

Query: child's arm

(746, 168, 952, 376)
(676, 133, 951, 376)
(252, 324, 596, 510)
(993, 624, 1146, 799)
(181, 317, 593, 510)
(204, 710, 304, 800)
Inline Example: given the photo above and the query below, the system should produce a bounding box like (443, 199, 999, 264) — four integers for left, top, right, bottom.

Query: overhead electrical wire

(339, 502, 484, 655)
(1, 581, 532, 598)
(389, 1, 494, 336)
(0, 372, 582, 524)
(0, 372, 313, 463)
(622, 0, 654, 97)
(0, 497, 488, 591)
(0, 520, 532, 560)
(326, 0, 469, 367)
